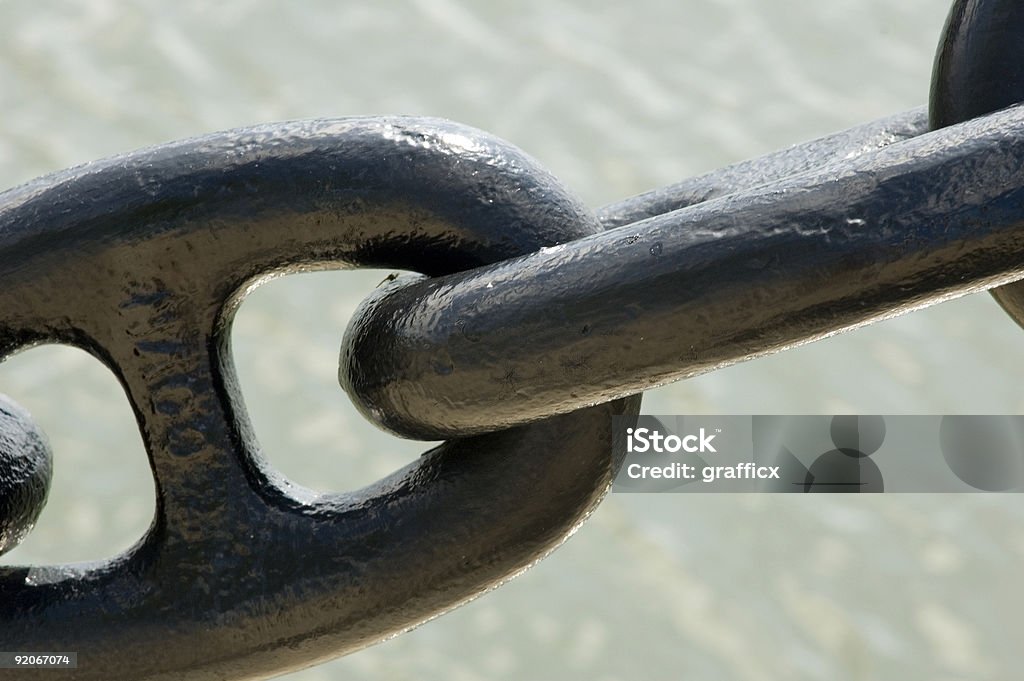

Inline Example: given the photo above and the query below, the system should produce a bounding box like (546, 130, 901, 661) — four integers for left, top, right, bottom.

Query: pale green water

(3, 1, 1024, 679)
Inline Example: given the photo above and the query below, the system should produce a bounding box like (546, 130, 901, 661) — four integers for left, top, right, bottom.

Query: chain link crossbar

(2, 1, 1024, 678)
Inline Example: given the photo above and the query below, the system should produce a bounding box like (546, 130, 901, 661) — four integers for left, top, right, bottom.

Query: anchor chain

(0, 118, 639, 680)
(1, 1, 1023, 679)
(340, 102, 1024, 439)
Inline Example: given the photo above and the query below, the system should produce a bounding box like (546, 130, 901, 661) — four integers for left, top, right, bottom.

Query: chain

(0, 117, 640, 680)
(931, 0, 1024, 327)
(340, 102, 1024, 439)
(1, 0, 1020, 679)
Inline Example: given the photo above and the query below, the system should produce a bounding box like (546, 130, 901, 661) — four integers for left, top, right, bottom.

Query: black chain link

(340, 103, 1024, 439)
(0, 117, 640, 680)
(1, 0, 1021, 678)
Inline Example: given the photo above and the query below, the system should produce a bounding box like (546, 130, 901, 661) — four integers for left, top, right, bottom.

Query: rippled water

(3, 1, 1024, 679)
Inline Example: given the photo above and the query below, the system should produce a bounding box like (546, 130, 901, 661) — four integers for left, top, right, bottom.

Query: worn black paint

(930, 0, 1024, 327)
(0, 117, 641, 680)
(342, 105, 1024, 440)
(598, 107, 928, 229)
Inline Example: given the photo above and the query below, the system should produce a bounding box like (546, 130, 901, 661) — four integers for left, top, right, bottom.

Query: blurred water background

(3, 1, 1024, 679)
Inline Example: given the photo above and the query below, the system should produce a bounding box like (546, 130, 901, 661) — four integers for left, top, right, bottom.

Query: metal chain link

(0, 117, 640, 680)
(340, 102, 1024, 439)
(931, 0, 1024, 327)
(1, 0, 1022, 678)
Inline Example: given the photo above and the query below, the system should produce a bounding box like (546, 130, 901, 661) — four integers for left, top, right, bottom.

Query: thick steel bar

(598, 107, 928, 228)
(341, 104, 1024, 440)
